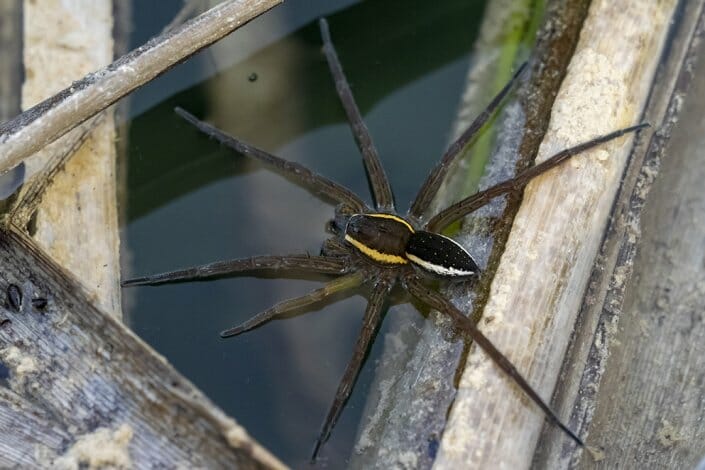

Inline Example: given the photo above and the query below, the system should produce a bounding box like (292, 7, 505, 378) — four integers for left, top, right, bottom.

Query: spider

(123, 18, 647, 461)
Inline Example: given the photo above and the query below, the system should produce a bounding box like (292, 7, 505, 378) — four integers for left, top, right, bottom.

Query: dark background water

(121, 1, 487, 466)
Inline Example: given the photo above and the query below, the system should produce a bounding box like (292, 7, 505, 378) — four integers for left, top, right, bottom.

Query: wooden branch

(0, 227, 285, 468)
(0, 0, 282, 176)
(536, 0, 705, 467)
(434, 0, 676, 468)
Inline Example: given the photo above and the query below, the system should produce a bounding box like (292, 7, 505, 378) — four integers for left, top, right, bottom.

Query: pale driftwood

(580, 20, 705, 468)
(0, 227, 286, 469)
(0, 0, 282, 176)
(350, 1, 592, 467)
(0, 1, 289, 467)
(15, 0, 121, 317)
(535, 1, 705, 467)
(434, 1, 676, 468)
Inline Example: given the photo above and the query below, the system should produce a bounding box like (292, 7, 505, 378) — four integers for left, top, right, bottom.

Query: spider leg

(121, 254, 349, 287)
(402, 272, 584, 447)
(409, 62, 528, 219)
(319, 18, 395, 212)
(174, 107, 367, 212)
(311, 277, 393, 461)
(220, 272, 365, 338)
(425, 123, 650, 232)
(321, 238, 349, 257)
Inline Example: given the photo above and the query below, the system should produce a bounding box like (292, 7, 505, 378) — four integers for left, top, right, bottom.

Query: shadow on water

(122, 1, 487, 466)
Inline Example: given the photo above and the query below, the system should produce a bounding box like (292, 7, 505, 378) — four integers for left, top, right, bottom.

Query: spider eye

(405, 231, 478, 278)
(325, 219, 339, 234)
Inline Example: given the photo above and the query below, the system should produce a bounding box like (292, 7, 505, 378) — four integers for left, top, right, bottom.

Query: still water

(122, 1, 487, 466)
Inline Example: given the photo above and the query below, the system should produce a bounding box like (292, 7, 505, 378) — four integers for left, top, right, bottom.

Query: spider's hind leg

(311, 277, 394, 461)
(425, 123, 650, 232)
(402, 272, 584, 447)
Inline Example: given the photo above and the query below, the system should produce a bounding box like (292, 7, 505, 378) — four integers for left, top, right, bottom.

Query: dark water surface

(121, 1, 486, 466)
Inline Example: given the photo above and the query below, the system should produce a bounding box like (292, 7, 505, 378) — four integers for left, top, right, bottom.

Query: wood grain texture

(434, 1, 676, 468)
(534, 0, 705, 468)
(0, 227, 285, 469)
(582, 43, 705, 467)
(17, 0, 121, 317)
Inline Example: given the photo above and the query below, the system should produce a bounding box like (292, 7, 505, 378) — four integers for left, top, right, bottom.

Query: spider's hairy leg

(221, 272, 365, 338)
(311, 277, 393, 461)
(425, 123, 650, 232)
(121, 254, 349, 287)
(409, 62, 528, 219)
(402, 272, 585, 447)
(319, 18, 394, 212)
(174, 107, 367, 212)
(321, 238, 349, 257)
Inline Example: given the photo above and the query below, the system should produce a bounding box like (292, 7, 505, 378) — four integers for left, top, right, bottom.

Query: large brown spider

(123, 18, 647, 461)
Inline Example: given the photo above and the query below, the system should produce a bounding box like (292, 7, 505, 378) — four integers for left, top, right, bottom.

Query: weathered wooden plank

(582, 25, 705, 468)
(14, 0, 121, 317)
(0, 2, 289, 467)
(0, 227, 285, 468)
(434, 0, 676, 468)
(534, 0, 705, 468)
(530, 0, 705, 466)
(584, 36, 705, 466)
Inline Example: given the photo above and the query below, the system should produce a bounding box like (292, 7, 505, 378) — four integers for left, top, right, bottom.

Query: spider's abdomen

(405, 231, 478, 277)
(344, 213, 414, 265)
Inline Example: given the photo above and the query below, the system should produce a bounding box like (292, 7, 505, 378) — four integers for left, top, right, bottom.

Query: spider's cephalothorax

(123, 17, 648, 462)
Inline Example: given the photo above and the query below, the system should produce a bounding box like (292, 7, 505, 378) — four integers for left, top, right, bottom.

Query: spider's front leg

(175, 107, 369, 213)
(123, 251, 367, 338)
(325, 202, 359, 236)
(121, 253, 350, 287)
(319, 18, 394, 212)
(321, 238, 350, 258)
